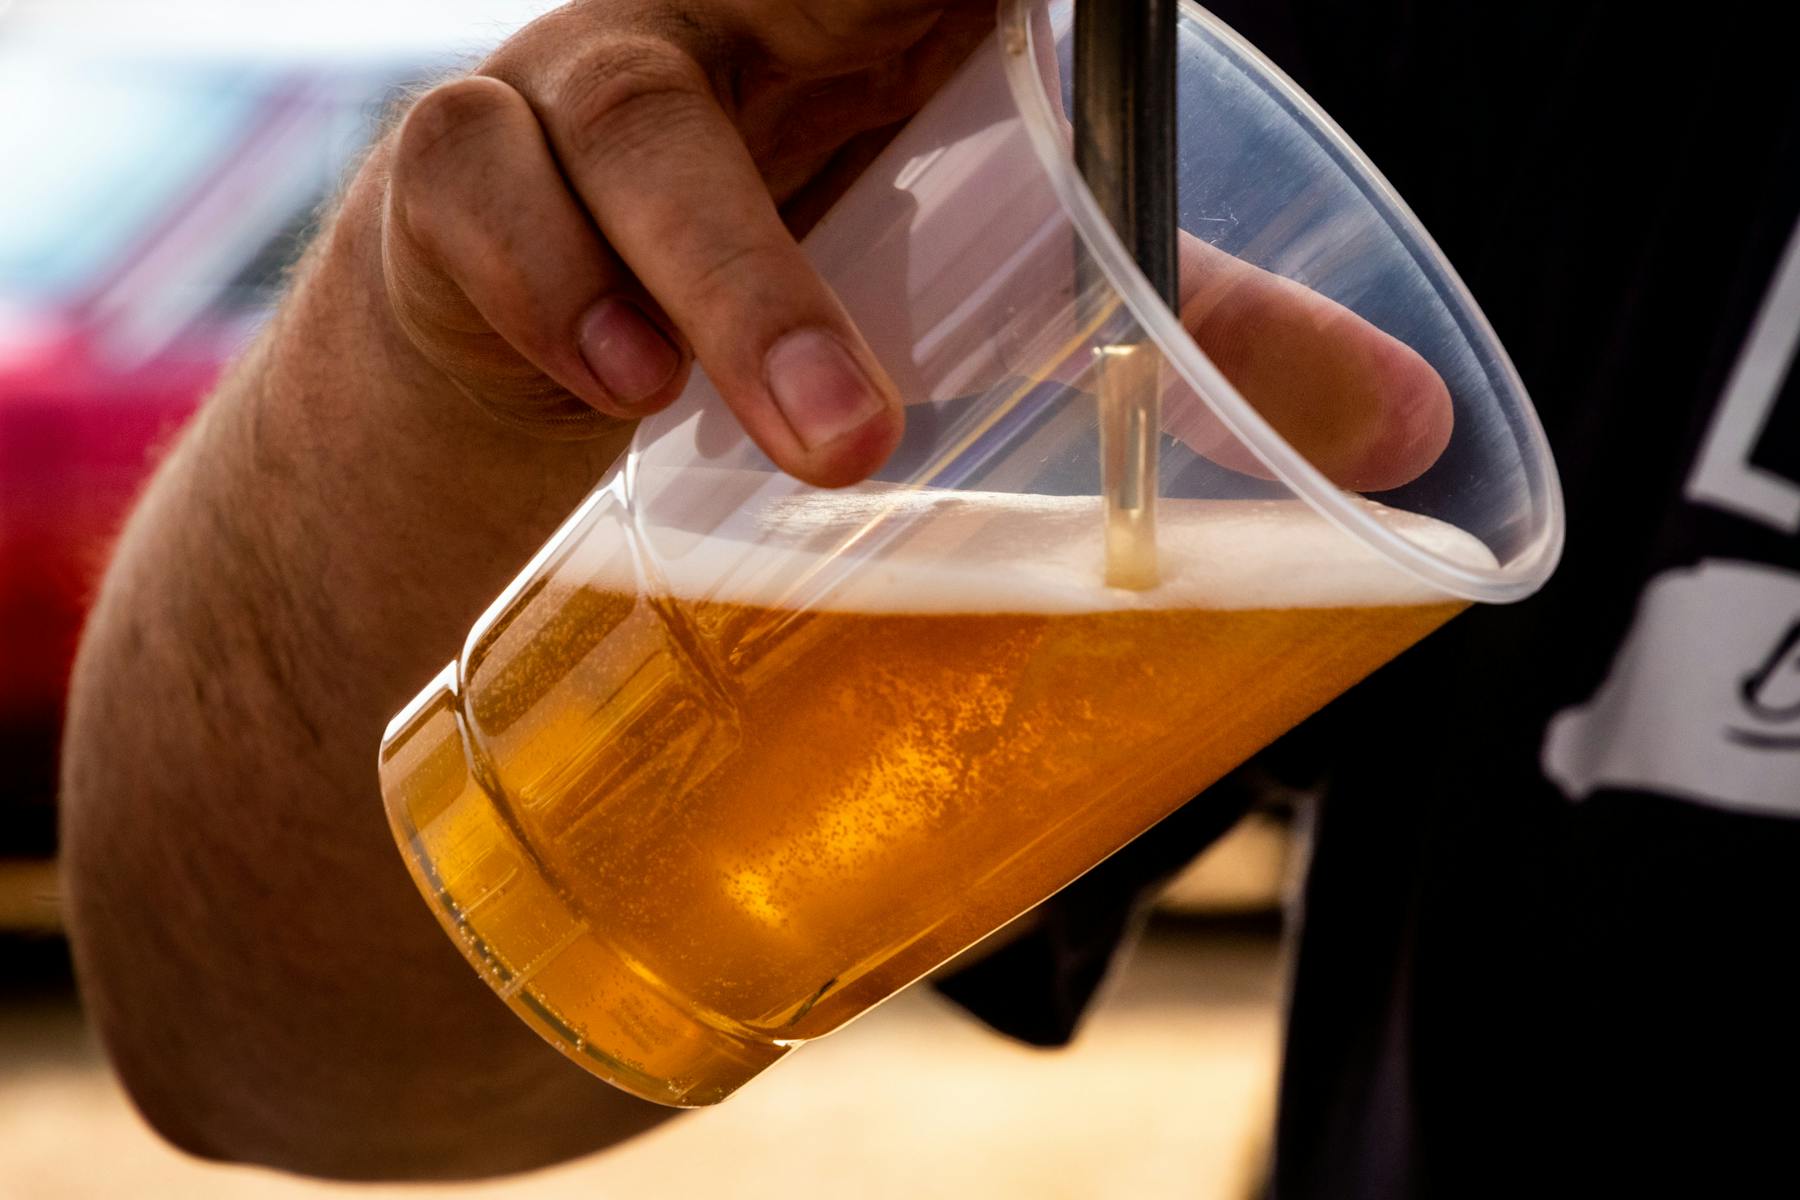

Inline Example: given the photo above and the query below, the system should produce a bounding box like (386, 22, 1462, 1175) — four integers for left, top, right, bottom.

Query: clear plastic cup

(379, 0, 1562, 1106)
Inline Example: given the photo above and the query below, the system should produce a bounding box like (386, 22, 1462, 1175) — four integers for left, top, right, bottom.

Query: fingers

(385, 5, 1441, 500)
(384, 4, 989, 482)
(491, 35, 902, 487)
(384, 76, 691, 430)
(1168, 231, 1454, 492)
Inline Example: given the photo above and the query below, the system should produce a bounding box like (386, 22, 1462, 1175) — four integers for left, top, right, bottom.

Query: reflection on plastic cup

(379, 0, 1562, 1106)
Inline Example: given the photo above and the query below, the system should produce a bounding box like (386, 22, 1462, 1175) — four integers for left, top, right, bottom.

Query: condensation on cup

(378, 0, 1563, 1106)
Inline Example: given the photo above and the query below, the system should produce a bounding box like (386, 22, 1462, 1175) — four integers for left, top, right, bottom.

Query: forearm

(60, 164, 669, 1180)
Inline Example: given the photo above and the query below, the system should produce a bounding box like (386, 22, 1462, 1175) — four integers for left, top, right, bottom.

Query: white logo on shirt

(1542, 561, 1800, 816)
(1543, 215, 1800, 816)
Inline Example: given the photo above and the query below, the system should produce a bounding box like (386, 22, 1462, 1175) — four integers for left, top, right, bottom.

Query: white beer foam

(620, 484, 1495, 613)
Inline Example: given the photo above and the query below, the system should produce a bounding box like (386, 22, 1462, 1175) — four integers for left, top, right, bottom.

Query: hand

(381, 0, 992, 487)
(379, 0, 1450, 499)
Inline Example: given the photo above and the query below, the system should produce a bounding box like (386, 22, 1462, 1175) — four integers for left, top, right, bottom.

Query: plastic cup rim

(996, 0, 1566, 604)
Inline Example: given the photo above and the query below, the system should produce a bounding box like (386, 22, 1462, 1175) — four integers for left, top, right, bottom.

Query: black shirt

(939, 4, 1800, 1193)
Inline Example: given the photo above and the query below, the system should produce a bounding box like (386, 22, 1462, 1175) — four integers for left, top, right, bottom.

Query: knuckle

(457, 354, 618, 438)
(684, 239, 792, 317)
(392, 77, 516, 191)
(388, 78, 518, 256)
(551, 38, 715, 166)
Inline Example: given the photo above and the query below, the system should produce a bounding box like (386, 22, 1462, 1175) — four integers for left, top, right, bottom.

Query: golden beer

(381, 489, 1483, 1105)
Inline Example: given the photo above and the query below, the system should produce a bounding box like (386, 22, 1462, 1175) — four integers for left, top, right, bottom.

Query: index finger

(490, 29, 903, 488)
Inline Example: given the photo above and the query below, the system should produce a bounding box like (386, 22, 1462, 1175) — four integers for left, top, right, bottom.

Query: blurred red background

(0, 1, 507, 858)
